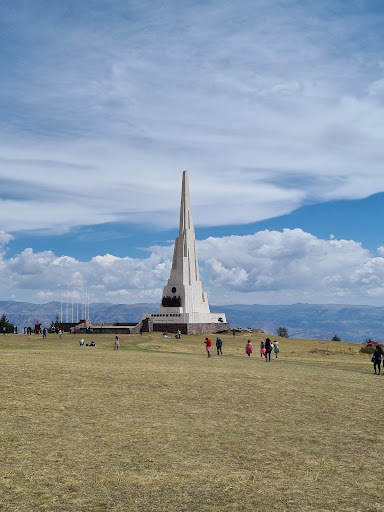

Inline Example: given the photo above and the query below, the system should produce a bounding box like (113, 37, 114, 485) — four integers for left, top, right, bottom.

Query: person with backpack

(264, 338, 272, 361)
(216, 337, 223, 355)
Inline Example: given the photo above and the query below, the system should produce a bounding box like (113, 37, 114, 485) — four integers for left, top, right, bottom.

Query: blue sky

(1, 0, 384, 306)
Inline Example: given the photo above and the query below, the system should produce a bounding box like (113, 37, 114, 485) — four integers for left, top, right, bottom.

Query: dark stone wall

(141, 318, 153, 332)
(186, 323, 231, 334)
(151, 322, 231, 334)
(75, 326, 134, 334)
(74, 318, 230, 335)
(150, 323, 188, 334)
(55, 322, 78, 332)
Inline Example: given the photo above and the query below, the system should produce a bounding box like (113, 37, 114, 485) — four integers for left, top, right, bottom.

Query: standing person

(232, 329, 236, 337)
(58, 329, 62, 339)
(245, 340, 253, 356)
(114, 336, 120, 351)
(264, 338, 272, 361)
(42, 328, 47, 339)
(372, 346, 382, 375)
(260, 340, 266, 358)
(274, 341, 280, 359)
(204, 337, 212, 357)
(382, 349, 384, 376)
(2, 327, 6, 335)
(216, 337, 223, 355)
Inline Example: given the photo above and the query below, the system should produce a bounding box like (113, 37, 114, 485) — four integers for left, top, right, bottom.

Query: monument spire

(142, 170, 228, 333)
(171, 170, 200, 283)
(159, 170, 210, 317)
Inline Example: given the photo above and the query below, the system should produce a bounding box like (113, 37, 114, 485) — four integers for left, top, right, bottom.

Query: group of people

(203, 336, 279, 359)
(204, 337, 222, 357)
(261, 338, 279, 360)
(245, 338, 280, 361)
(79, 338, 95, 347)
(163, 330, 182, 339)
(246, 338, 279, 360)
(38, 328, 384, 377)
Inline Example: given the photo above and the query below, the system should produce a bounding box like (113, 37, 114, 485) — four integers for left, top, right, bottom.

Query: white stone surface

(142, 170, 226, 325)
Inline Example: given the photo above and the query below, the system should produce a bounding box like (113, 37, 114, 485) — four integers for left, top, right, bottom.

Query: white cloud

(1, 228, 384, 306)
(0, 242, 172, 304)
(368, 77, 384, 98)
(0, 231, 13, 246)
(198, 229, 372, 295)
(0, 1, 384, 234)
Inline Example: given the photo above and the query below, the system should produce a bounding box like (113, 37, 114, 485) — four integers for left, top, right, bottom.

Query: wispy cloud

(1, 1, 384, 235)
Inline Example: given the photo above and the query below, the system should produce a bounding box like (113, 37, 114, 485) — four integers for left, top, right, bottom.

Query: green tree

(276, 326, 289, 338)
(0, 314, 14, 333)
(332, 335, 341, 341)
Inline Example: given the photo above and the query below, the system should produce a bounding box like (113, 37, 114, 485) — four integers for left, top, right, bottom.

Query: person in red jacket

(204, 337, 212, 357)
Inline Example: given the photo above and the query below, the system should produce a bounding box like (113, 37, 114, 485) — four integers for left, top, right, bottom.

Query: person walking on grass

(264, 338, 272, 362)
(204, 337, 212, 357)
(382, 349, 384, 375)
(245, 340, 253, 357)
(114, 336, 120, 351)
(274, 341, 280, 359)
(372, 346, 382, 375)
(216, 337, 223, 355)
(260, 340, 266, 358)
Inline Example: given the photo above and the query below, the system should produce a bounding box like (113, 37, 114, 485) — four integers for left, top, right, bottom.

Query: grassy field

(0, 331, 382, 512)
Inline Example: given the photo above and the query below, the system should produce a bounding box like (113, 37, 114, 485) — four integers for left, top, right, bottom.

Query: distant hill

(0, 301, 155, 330)
(0, 300, 382, 343)
(214, 303, 384, 343)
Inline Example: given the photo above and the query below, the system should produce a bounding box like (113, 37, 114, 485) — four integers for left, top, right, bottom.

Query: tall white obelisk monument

(142, 171, 228, 332)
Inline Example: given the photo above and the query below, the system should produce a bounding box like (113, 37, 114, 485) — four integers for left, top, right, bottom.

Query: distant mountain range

(0, 300, 383, 343)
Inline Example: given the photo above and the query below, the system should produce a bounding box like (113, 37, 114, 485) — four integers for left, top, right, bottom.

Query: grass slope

(0, 332, 382, 512)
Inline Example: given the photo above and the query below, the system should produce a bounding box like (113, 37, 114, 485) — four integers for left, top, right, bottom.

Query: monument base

(141, 318, 231, 335)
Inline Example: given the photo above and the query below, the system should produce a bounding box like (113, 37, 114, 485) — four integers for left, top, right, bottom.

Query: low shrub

(359, 345, 375, 355)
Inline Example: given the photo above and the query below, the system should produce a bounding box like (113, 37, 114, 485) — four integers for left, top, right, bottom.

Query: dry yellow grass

(0, 331, 382, 511)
